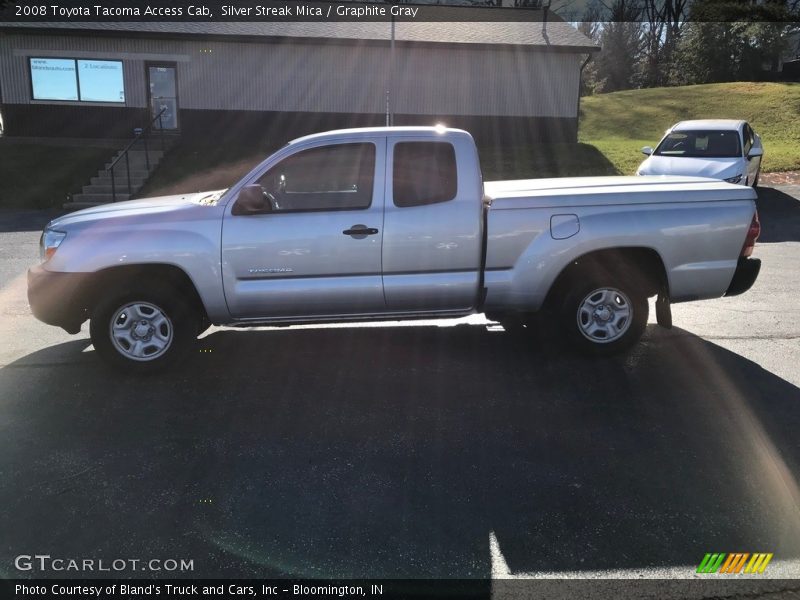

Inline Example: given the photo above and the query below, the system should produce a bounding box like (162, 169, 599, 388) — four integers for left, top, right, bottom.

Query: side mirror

(232, 185, 271, 215)
(747, 147, 763, 159)
(641, 146, 653, 156)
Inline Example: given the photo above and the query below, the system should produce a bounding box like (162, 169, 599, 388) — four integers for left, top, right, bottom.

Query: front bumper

(27, 265, 91, 333)
(724, 258, 761, 297)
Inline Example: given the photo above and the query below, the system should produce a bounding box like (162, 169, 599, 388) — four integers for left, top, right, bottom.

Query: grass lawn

(579, 82, 800, 175)
(0, 141, 110, 209)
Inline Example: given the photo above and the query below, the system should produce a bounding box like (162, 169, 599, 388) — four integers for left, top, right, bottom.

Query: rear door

(381, 136, 483, 312)
(221, 138, 386, 319)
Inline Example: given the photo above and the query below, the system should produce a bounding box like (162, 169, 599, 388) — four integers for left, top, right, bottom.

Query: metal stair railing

(108, 107, 167, 203)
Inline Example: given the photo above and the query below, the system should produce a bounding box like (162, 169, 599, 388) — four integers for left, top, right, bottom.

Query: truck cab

(221, 127, 485, 320)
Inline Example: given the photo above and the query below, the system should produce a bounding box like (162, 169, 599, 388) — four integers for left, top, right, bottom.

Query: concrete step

(81, 183, 138, 195)
(72, 193, 131, 204)
(90, 178, 146, 191)
(64, 201, 110, 210)
(67, 135, 177, 209)
(106, 151, 164, 168)
(103, 161, 159, 173)
(112, 149, 164, 159)
(93, 169, 150, 181)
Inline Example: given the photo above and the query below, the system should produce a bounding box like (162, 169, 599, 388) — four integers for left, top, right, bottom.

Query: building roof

(1, 17, 599, 52)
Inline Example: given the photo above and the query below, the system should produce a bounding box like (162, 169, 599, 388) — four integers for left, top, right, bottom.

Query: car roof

(671, 119, 746, 132)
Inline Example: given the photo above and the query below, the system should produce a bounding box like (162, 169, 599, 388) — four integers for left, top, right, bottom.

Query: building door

(147, 64, 178, 130)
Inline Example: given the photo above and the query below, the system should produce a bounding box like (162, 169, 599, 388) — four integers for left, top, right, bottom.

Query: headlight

(724, 174, 743, 184)
(40, 229, 66, 262)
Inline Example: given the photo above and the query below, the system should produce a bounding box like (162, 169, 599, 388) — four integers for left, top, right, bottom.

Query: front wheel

(90, 287, 197, 373)
(560, 278, 648, 356)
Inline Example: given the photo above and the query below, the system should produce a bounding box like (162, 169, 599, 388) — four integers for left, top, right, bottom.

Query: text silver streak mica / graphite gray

(28, 127, 761, 369)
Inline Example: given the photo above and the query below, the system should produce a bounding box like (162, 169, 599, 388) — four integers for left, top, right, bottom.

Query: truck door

(382, 136, 483, 311)
(221, 138, 386, 319)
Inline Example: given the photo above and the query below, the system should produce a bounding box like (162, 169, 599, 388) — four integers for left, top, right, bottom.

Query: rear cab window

(392, 142, 458, 207)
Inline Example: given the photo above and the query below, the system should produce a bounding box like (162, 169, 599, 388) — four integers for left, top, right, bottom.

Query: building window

(29, 57, 125, 103)
(393, 142, 458, 207)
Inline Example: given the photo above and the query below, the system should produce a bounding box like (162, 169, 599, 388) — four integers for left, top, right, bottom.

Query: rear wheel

(90, 286, 197, 373)
(560, 276, 648, 356)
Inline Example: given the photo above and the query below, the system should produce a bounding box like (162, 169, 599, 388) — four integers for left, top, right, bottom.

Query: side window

(257, 143, 375, 212)
(743, 125, 753, 155)
(393, 142, 458, 208)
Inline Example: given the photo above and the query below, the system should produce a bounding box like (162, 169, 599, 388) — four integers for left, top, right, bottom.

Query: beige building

(0, 16, 597, 145)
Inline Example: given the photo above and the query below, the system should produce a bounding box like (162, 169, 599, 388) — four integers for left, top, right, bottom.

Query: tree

(639, 0, 689, 87)
(671, 0, 794, 84)
(576, 7, 603, 94)
(591, 0, 644, 92)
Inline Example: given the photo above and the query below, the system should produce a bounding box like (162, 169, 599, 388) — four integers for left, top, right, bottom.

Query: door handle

(343, 225, 379, 237)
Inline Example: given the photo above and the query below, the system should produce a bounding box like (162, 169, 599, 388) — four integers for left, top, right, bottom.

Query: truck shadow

(1, 324, 799, 578)
(755, 186, 800, 243)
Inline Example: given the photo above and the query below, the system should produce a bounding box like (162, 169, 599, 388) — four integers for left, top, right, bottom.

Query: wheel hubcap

(109, 302, 173, 361)
(577, 288, 633, 344)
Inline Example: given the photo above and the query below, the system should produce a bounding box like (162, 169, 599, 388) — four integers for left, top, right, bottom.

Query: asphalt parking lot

(0, 187, 799, 588)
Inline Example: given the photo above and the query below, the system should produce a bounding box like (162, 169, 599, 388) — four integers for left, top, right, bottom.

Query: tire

(560, 275, 648, 356)
(90, 286, 198, 373)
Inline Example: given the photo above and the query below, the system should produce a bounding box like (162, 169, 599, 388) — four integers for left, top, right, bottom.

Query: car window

(655, 130, 741, 158)
(743, 125, 753, 154)
(256, 143, 375, 212)
(393, 142, 458, 207)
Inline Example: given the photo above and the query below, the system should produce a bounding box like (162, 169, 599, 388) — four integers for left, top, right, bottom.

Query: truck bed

(485, 175, 757, 209)
(482, 175, 758, 312)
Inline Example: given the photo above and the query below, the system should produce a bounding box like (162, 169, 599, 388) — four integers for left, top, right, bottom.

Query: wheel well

(83, 264, 209, 325)
(544, 247, 668, 310)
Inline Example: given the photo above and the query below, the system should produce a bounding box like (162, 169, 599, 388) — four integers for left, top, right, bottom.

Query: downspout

(0, 29, 5, 136)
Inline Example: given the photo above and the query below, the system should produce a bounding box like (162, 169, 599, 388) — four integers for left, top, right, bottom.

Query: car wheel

(560, 276, 648, 356)
(90, 286, 197, 373)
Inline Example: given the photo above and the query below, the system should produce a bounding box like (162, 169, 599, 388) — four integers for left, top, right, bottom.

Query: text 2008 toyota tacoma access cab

(29, 127, 761, 371)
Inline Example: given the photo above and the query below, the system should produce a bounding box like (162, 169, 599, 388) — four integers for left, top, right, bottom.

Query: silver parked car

(637, 119, 763, 187)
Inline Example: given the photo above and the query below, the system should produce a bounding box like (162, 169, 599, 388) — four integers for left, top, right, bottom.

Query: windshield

(654, 130, 742, 158)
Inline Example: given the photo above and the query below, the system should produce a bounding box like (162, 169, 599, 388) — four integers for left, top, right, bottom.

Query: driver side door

(221, 138, 386, 320)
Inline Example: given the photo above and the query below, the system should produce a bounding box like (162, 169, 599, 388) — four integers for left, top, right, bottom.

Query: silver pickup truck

(28, 126, 761, 371)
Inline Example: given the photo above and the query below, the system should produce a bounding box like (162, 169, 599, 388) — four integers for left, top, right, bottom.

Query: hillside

(579, 82, 800, 175)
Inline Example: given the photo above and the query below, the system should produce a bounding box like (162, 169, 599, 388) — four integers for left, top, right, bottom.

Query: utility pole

(386, 13, 395, 126)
